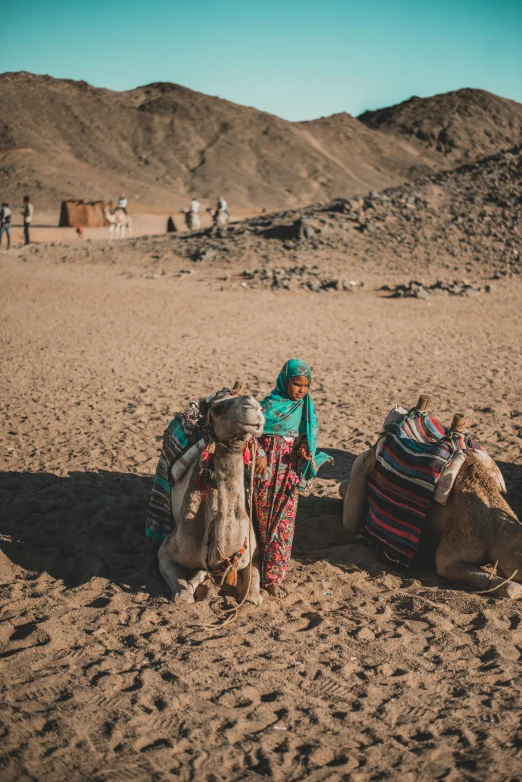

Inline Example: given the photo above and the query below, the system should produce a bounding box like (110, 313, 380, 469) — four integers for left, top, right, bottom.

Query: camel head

(201, 394, 264, 444)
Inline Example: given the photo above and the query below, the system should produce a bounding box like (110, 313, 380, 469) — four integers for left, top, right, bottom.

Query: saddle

(363, 396, 504, 567)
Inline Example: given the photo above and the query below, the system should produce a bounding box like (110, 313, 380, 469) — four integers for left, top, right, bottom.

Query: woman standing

(254, 359, 331, 596)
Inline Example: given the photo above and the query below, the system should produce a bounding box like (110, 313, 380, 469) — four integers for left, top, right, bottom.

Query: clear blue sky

(1, 0, 521, 121)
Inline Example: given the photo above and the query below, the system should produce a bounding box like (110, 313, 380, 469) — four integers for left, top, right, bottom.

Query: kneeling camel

(340, 398, 522, 599)
(159, 393, 265, 605)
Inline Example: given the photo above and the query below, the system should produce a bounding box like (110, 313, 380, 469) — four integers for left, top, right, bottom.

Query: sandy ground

(1, 246, 522, 781)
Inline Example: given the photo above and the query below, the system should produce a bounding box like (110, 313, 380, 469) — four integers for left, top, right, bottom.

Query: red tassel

(243, 445, 252, 465)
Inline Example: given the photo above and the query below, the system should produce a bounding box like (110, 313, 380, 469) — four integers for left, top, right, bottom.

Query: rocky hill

(155, 145, 522, 285)
(12, 146, 522, 304)
(3, 73, 521, 213)
(0, 71, 435, 211)
(358, 89, 522, 165)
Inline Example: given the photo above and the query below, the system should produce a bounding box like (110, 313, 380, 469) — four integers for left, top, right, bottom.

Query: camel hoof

(246, 591, 264, 606)
(172, 590, 195, 605)
(264, 584, 288, 598)
(505, 582, 522, 600)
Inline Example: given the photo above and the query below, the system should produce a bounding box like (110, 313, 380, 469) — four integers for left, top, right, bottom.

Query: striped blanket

(364, 410, 479, 567)
(146, 389, 232, 543)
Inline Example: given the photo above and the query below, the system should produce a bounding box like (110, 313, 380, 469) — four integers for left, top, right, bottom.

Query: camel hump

(455, 452, 505, 501)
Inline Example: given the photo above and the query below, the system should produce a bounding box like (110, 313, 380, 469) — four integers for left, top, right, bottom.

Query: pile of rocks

(163, 146, 521, 280)
(241, 265, 359, 292)
(382, 279, 492, 299)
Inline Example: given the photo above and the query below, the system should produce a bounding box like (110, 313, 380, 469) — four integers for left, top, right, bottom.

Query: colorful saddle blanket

(364, 410, 479, 567)
(145, 388, 232, 543)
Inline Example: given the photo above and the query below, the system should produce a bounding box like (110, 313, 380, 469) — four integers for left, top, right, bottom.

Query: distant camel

(207, 206, 230, 229)
(104, 207, 132, 240)
(180, 209, 201, 231)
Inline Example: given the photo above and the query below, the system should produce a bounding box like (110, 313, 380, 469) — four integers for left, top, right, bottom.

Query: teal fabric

(261, 359, 331, 485)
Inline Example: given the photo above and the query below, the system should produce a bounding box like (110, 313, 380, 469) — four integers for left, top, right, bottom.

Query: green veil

(260, 359, 332, 487)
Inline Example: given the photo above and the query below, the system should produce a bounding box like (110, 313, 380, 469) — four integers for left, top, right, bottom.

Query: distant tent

(167, 216, 177, 233)
(58, 200, 114, 228)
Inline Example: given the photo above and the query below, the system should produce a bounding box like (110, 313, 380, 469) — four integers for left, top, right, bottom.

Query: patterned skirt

(254, 435, 300, 588)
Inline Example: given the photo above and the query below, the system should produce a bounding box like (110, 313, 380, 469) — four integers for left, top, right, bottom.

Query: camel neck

(210, 442, 250, 559)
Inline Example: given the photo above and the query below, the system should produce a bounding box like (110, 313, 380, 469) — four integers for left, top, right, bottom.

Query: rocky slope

(0, 72, 433, 211)
(2, 73, 521, 213)
(358, 88, 522, 165)
(128, 145, 520, 287)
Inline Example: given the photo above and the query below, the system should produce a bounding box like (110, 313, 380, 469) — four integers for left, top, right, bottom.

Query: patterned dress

(254, 434, 301, 588)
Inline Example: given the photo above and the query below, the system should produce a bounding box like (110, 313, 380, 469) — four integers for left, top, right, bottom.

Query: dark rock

(193, 248, 217, 262)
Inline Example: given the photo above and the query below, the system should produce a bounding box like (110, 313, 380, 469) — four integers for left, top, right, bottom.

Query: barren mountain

(140, 145, 521, 286)
(2, 73, 521, 213)
(358, 88, 522, 164)
(0, 72, 463, 212)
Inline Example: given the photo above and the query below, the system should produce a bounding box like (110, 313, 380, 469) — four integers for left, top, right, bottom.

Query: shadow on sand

(1, 452, 521, 598)
(0, 469, 165, 597)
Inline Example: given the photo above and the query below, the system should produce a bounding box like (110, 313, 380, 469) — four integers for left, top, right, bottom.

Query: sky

(1, 0, 522, 121)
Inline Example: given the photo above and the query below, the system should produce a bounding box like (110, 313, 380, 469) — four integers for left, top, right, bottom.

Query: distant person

(0, 202, 12, 249)
(190, 197, 200, 214)
(217, 195, 229, 218)
(21, 195, 33, 246)
(117, 194, 128, 214)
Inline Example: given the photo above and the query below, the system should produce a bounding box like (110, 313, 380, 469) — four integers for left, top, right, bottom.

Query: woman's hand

(297, 442, 312, 461)
(255, 456, 268, 477)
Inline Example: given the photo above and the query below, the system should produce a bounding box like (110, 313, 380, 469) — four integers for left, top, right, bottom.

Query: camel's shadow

(1, 453, 521, 598)
(0, 470, 165, 597)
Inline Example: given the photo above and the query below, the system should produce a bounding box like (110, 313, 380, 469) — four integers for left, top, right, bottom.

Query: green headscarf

(260, 359, 332, 486)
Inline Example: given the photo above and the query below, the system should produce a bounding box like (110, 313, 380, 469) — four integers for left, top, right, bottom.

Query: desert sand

(1, 210, 522, 780)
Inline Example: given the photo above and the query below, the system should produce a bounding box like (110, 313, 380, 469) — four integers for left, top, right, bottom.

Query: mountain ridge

(1, 72, 521, 211)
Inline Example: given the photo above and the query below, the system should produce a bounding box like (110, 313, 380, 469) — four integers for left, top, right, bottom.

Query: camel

(158, 393, 265, 605)
(180, 209, 201, 231)
(340, 397, 522, 599)
(104, 207, 132, 239)
(206, 206, 230, 229)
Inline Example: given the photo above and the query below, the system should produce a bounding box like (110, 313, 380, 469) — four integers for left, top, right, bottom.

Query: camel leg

(342, 448, 376, 537)
(236, 555, 263, 606)
(158, 549, 195, 604)
(188, 569, 208, 595)
(436, 547, 522, 599)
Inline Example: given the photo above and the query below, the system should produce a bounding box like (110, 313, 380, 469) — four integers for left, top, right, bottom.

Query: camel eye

(211, 402, 227, 419)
